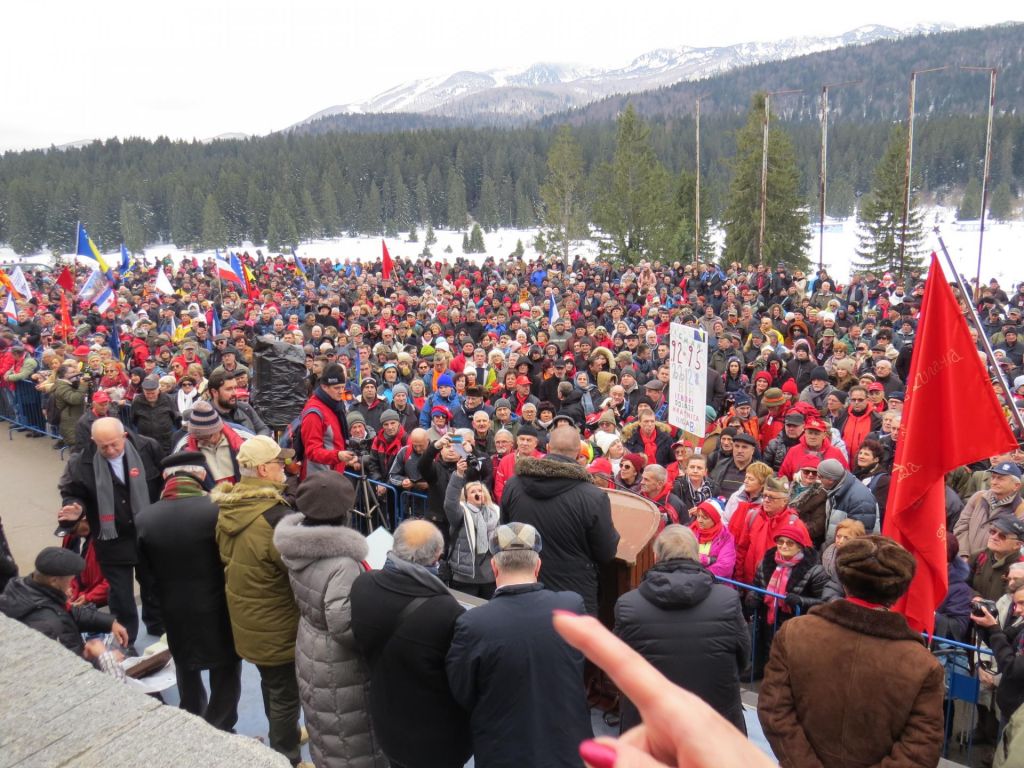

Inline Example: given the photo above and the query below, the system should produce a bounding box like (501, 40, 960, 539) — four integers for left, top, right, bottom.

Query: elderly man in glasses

(968, 516, 1024, 603)
(955, 461, 1024, 559)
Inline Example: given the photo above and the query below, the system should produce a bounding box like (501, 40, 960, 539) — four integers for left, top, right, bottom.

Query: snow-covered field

(1, 207, 1020, 286)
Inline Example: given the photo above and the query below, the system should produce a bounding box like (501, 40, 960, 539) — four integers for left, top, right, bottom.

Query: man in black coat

(349, 520, 472, 768)
(501, 425, 619, 616)
(136, 452, 241, 732)
(0, 547, 128, 657)
(614, 525, 749, 733)
(57, 417, 164, 645)
(447, 523, 592, 768)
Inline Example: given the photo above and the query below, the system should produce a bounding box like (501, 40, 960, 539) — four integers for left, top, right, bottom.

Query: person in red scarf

(732, 476, 804, 585)
(366, 409, 407, 527)
(757, 387, 789, 452)
(623, 411, 674, 468)
(511, 375, 540, 416)
(748, 523, 826, 679)
(836, 385, 881, 461)
(689, 499, 736, 579)
(639, 464, 688, 530)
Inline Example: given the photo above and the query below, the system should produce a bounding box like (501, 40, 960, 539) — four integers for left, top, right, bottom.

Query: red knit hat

(774, 522, 812, 549)
(781, 379, 799, 397)
(587, 457, 613, 476)
(622, 453, 648, 472)
(794, 454, 821, 471)
(753, 371, 773, 386)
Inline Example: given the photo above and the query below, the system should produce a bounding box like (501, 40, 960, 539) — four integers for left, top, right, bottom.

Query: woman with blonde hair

(820, 518, 866, 600)
(444, 457, 499, 598)
(723, 461, 774, 525)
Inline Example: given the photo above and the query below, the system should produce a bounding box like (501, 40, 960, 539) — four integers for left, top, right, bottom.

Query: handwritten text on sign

(668, 323, 708, 438)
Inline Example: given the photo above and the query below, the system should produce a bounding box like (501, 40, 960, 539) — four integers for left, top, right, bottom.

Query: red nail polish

(579, 739, 617, 768)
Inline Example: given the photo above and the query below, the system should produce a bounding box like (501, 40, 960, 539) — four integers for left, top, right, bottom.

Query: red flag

(56, 266, 75, 293)
(883, 253, 1016, 635)
(381, 240, 394, 280)
(59, 292, 73, 343)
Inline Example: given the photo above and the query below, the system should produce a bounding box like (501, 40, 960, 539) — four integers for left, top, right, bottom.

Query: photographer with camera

(971, 584, 1024, 767)
(52, 362, 89, 450)
(443, 451, 500, 599)
(417, 432, 463, 548)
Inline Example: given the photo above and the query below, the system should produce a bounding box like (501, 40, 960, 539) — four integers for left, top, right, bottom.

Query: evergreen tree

(957, 177, 982, 220)
(513, 239, 525, 258)
(415, 177, 430, 225)
(825, 178, 856, 218)
(267, 193, 298, 251)
(300, 189, 321, 239)
(462, 232, 471, 253)
(854, 125, 925, 275)
(670, 169, 714, 262)
(722, 94, 810, 269)
(245, 179, 268, 245)
(468, 223, 486, 253)
(361, 182, 383, 235)
(201, 193, 228, 250)
(478, 175, 500, 231)
(989, 182, 1016, 221)
(408, 225, 418, 243)
(591, 105, 674, 264)
(425, 224, 437, 245)
(540, 125, 588, 267)
(45, 181, 79, 253)
(170, 184, 196, 248)
(120, 200, 146, 254)
(5, 177, 44, 255)
(427, 165, 445, 226)
(319, 178, 340, 237)
(447, 167, 468, 230)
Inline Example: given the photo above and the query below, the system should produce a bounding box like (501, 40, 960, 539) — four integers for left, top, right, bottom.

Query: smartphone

(450, 435, 464, 443)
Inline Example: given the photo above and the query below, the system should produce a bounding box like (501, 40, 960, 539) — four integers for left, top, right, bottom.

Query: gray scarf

(93, 441, 150, 541)
(383, 551, 449, 595)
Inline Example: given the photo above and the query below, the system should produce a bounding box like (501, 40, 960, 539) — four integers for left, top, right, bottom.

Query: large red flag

(884, 253, 1016, 635)
(56, 266, 75, 293)
(59, 292, 73, 343)
(381, 240, 394, 280)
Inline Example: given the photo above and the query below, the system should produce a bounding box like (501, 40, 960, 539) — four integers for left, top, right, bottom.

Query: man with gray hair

(614, 524, 749, 732)
(350, 520, 472, 768)
(447, 523, 592, 768)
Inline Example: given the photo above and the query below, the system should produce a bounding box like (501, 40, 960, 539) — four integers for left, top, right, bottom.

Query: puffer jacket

(443, 473, 499, 585)
(213, 478, 299, 666)
(501, 455, 619, 616)
(274, 514, 385, 768)
(622, 421, 675, 468)
(823, 472, 879, 543)
(0, 576, 114, 655)
(763, 432, 800, 472)
(614, 558, 749, 732)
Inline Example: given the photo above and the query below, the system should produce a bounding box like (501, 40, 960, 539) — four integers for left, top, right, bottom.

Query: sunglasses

(990, 528, 1019, 541)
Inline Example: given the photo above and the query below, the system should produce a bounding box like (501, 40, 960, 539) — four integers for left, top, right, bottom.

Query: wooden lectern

(597, 488, 662, 628)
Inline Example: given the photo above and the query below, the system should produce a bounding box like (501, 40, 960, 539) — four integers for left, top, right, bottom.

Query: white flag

(10, 266, 31, 299)
(154, 269, 175, 296)
(3, 292, 16, 322)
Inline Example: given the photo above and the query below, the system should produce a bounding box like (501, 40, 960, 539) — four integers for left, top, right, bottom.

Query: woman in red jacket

(731, 475, 804, 585)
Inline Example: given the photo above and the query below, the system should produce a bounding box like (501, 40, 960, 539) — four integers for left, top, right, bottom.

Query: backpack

(279, 405, 325, 462)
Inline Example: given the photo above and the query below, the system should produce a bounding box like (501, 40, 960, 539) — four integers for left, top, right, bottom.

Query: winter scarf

(690, 505, 724, 544)
(382, 550, 449, 594)
(185, 421, 245, 453)
(461, 499, 500, 555)
(160, 474, 206, 500)
(94, 441, 149, 541)
(765, 549, 804, 624)
(371, 425, 407, 457)
(639, 427, 660, 467)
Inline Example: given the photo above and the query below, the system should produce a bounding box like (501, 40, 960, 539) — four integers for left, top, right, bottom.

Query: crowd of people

(1, 248, 1024, 767)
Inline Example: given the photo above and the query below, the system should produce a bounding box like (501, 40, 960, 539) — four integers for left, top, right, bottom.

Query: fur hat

(837, 534, 916, 605)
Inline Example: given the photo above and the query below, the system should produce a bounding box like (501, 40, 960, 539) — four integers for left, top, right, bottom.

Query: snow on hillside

(1, 208, 1020, 288)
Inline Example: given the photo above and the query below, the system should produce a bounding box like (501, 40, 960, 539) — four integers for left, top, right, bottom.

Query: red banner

(382, 239, 394, 280)
(883, 254, 1016, 635)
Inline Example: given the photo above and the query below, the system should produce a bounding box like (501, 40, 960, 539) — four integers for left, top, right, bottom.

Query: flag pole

(934, 228, 1024, 436)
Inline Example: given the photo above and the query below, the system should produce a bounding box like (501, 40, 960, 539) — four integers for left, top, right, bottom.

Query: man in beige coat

(954, 461, 1024, 559)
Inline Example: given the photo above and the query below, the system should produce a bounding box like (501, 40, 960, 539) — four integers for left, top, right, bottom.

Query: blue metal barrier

(342, 472, 400, 533)
(398, 490, 430, 523)
(0, 382, 63, 454)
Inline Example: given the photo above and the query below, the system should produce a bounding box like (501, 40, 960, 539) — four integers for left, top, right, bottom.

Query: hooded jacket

(621, 420, 675, 468)
(274, 515, 385, 768)
(501, 455, 619, 615)
(614, 558, 749, 732)
(213, 478, 298, 666)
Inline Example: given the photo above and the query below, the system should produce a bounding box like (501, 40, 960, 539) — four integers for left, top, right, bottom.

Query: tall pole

(961, 66, 998, 297)
(900, 67, 948, 282)
(695, 96, 702, 260)
(759, 93, 770, 263)
(818, 80, 860, 272)
(759, 89, 803, 264)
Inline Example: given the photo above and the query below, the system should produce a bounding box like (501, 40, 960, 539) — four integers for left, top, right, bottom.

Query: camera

(972, 599, 999, 618)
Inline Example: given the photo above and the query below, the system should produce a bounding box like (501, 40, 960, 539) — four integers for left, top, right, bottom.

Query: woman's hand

(553, 611, 775, 768)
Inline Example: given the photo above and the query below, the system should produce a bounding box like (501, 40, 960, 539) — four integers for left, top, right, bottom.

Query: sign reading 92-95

(669, 323, 708, 438)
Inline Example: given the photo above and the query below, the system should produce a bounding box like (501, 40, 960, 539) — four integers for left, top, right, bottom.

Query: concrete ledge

(0, 613, 288, 768)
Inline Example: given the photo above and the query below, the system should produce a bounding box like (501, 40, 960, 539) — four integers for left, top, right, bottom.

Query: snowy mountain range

(297, 23, 958, 124)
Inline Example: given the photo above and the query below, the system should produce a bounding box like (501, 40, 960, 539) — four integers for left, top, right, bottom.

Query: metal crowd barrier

(398, 489, 430, 522)
(0, 382, 63, 446)
(341, 471, 401, 533)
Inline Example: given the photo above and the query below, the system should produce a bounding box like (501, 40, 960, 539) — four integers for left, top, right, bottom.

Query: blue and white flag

(549, 295, 560, 325)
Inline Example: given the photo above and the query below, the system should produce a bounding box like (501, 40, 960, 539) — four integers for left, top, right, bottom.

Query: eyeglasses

(989, 528, 1019, 541)
(801, 469, 818, 476)
(763, 493, 789, 502)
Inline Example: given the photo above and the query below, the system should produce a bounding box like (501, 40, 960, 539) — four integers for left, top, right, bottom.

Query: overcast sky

(1, 0, 1018, 152)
